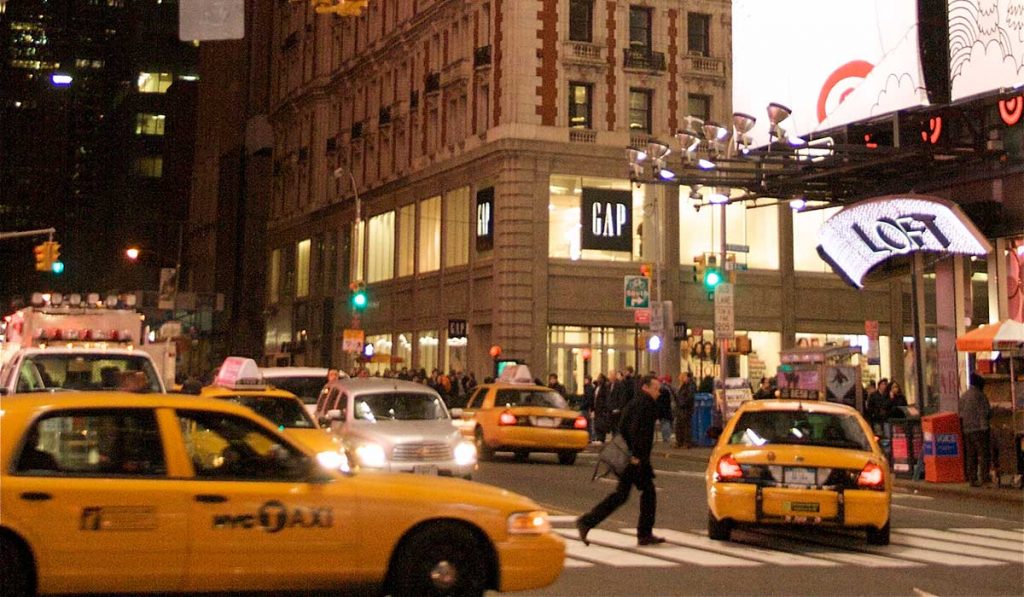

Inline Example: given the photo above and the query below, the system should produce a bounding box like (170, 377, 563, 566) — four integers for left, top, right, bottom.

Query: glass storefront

(548, 325, 653, 396)
(548, 175, 646, 261)
(418, 330, 439, 373)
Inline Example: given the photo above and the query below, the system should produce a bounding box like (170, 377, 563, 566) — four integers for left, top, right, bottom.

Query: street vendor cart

(776, 345, 864, 412)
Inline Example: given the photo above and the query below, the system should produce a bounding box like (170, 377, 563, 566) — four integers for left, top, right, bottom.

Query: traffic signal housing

(349, 280, 368, 311)
(692, 254, 706, 284)
(34, 243, 50, 272)
(47, 241, 62, 274)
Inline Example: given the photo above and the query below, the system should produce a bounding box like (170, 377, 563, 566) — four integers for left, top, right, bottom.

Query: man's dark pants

(964, 429, 991, 484)
(579, 463, 656, 539)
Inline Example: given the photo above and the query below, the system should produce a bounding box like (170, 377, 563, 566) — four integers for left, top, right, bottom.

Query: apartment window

(687, 12, 710, 56)
(134, 156, 163, 178)
(444, 187, 470, 268)
(679, 193, 779, 271)
(367, 211, 395, 283)
(688, 94, 711, 122)
(418, 196, 441, 273)
(629, 6, 652, 51)
(568, 82, 592, 129)
(135, 113, 165, 136)
(569, 0, 593, 42)
(628, 89, 652, 133)
(268, 249, 281, 304)
(137, 72, 173, 93)
(296, 239, 311, 298)
(397, 203, 416, 277)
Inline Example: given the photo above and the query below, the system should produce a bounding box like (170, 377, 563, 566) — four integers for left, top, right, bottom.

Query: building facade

(257, 0, 1018, 403)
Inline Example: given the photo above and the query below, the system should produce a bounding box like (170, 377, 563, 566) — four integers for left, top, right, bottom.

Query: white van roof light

(215, 357, 267, 390)
(497, 364, 535, 385)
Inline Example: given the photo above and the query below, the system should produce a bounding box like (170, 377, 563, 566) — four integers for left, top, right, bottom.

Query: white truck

(0, 295, 171, 395)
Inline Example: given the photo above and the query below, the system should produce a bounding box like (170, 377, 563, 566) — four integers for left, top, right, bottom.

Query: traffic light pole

(718, 203, 728, 388)
(0, 227, 56, 241)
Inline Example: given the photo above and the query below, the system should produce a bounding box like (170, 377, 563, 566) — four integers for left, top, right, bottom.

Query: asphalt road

(474, 449, 1024, 597)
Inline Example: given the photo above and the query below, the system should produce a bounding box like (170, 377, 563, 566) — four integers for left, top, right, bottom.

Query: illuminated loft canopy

(816, 195, 992, 289)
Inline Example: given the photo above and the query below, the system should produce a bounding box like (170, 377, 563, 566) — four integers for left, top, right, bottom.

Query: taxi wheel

(866, 521, 890, 545)
(0, 536, 34, 596)
(389, 522, 489, 597)
(557, 451, 577, 465)
(707, 510, 732, 541)
(474, 427, 494, 461)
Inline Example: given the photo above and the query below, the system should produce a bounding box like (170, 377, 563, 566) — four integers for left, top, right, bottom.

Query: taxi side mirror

(450, 408, 463, 418)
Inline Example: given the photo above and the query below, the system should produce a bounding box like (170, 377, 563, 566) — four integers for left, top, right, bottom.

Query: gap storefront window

(549, 175, 645, 261)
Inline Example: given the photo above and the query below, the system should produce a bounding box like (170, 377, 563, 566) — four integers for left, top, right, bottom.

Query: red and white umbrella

(955, 319, 1024, 352)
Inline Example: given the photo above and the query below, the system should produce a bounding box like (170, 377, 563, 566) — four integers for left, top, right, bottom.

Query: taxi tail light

(573, 415, 588, 430)
(498, 411, 518, 426)
(715, 454, 744, 481)
(857, 462, 885, 489)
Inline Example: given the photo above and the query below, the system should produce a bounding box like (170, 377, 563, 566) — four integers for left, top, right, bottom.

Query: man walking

(577, 375, 666, 546)
(960, 372, 992, 487)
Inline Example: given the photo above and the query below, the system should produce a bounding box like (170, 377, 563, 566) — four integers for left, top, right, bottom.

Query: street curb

(587, 444, 1024, 504)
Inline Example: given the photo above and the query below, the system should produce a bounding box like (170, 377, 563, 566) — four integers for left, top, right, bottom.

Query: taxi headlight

(453, 440, 477, 466)
(316, 450, 351, 473)
(508, 510, 551, 535)
(355, 443, 388, 468)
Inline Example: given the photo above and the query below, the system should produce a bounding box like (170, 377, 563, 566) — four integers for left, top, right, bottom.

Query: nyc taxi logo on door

(211, 500, 334, 533)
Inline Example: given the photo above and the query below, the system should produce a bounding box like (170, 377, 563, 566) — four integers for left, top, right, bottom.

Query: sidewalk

(586, 442, 1023, 504)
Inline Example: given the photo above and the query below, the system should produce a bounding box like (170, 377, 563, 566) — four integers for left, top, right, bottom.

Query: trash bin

(888, 416, 923, 479)
(921, 412, 966, 483)
(692, 393, 715, 447)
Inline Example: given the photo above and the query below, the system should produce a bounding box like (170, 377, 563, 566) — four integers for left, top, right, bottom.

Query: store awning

(955, 319, 1024, 352)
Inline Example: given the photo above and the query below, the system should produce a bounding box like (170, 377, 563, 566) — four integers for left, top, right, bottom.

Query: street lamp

(125, 227, 183, 313)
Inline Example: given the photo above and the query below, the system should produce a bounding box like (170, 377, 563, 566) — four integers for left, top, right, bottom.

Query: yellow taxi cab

(706, 399, 891, 545)
(198, 357, 339, 456)
(0, 392, 565, 596)
(454, 365, 589, 465)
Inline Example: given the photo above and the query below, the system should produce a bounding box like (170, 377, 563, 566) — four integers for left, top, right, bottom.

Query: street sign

(865, 320, 880, 365)
(634, 308, 651, 325)
(623, 275, 650, 309)
(714, 282, 735, 340)
(342, 328, 365, 353)
(649, 301, 664, 332)
(725, 243, 750, 253)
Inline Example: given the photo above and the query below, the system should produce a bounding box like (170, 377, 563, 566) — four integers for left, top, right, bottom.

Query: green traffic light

(351, 291, 368, 310)
(51, 261, 64, 275)
(703, 267, 723, 290)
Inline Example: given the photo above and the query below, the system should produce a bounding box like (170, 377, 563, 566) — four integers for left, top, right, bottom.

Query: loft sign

(581, 188, 632, 252)
(817, 195, 991, 289)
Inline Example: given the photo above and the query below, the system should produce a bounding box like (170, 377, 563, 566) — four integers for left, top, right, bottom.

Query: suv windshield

(19, 354, 162, 393)
(223, 395, 316, 429)
(264, 376, 326, 405)
(728, 410, 870, 451)
(353, 392, 448, 422)
(495, 389, 568, 409)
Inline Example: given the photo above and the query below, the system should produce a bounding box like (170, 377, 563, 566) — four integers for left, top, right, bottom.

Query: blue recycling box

(692, 393, 716, 447)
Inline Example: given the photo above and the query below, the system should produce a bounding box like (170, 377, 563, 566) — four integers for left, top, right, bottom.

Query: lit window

(268, 249, 281, 304)
(444, 187, 470, 268)
(135, 113, 166, 136)
(296, 239, 311, 298)
(568, 82, 592, 129)
(397, 204, 415, 277)
(629, 89, 652, 133)
(793, 206, 842, 272)
(367, 211, 395, 282)
(418, 196, 441, 273)
(137, 72, 173, 93)
(134, 156, 163, 178)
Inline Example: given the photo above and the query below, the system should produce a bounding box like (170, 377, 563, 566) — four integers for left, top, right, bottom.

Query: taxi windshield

(728, 410, 870, 451)
(20, 354, 162, 393)
(225, 395, 316, 429)
(495, 389, 568, 409)
(353, 392, 448, 422)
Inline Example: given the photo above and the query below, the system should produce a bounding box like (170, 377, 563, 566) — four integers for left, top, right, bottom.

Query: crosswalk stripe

(640, 528, 838, 566)
(950, 528, 1024, 542)
(897, 528, 1024, 552)
(739, 531, 920, 568)
(559, 536, 677, 568)
(549, 515, 579, 525)
(889, 533, 1022, 563)
(554, 528, 759, 567)
(564, 559, 594, 568)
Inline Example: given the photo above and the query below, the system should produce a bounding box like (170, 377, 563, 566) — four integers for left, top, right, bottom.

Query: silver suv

(315, 378, 477, 479)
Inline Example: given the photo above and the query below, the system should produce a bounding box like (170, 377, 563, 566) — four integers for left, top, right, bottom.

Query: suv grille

(392, 442, 452, 461)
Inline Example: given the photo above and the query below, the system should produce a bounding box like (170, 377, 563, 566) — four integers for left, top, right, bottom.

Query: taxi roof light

(496, 364, 535, 385)
(214, 356, 268, 390)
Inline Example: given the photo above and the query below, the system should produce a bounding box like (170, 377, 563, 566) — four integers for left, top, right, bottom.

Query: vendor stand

(775, 345, 864, 412)
(955, 319, 1024, 488)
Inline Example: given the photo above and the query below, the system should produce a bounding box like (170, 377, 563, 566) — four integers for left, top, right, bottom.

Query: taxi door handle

(20, 492, 52, 501)
(194, 494, 228, 504)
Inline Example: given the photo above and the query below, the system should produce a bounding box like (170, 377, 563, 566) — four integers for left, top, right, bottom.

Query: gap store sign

(816, 195, 991, 288)
(581, 188, 632, 252)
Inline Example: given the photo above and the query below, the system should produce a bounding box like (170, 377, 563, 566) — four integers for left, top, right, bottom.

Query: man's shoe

(637, 535, 666, 546)
(575, 519, 591, 546)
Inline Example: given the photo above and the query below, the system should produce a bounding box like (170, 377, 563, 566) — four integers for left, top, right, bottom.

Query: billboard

(949, 0, 1024, 101)
(733, 0, 929, 146)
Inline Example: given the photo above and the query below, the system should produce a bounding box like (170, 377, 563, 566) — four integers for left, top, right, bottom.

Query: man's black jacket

(620, 394, 656, 463)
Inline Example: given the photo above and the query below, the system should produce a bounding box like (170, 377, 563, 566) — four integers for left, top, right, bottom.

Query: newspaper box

(921, 412, 966, 483)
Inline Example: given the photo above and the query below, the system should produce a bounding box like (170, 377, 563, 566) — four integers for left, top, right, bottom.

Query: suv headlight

(508, 510, 551, 535)
(354, 443, 387, 468)
(453, 440, 477, 466)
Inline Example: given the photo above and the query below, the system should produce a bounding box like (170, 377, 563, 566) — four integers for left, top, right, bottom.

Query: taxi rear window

(728, 410, 870, 451)
(495, 389, 567, 409)
(223, 395, 315, 429)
